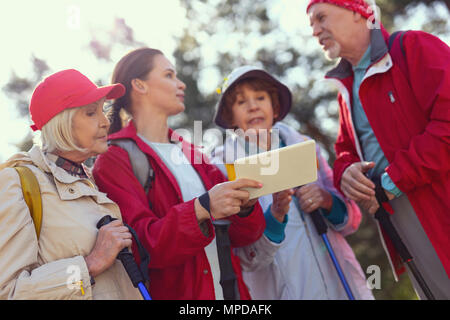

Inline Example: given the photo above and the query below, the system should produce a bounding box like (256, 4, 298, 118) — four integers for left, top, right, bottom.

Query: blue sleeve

(263, 205, 288, 244)
(323, 195, 347, 226)
(381, 172, 404, 198)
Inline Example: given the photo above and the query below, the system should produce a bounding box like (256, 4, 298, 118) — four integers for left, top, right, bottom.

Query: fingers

(361, 161, 376, 173)
(295, 184, 316, 198)
(341, 162, 376, 201)
(358, 197, 380, 215)
(101, 219, 122, 228)
(230, 189, 251, 201)
(298, 193, 319, 213)
(99, 220, 133, 246)
(301, 200, 319, 214)
(341, 182, 374, 201)
(231, 178, 263, 190)
(275, 195, 292, 209)
(87, 219, 134, 277)
(122, 238, 133, 248)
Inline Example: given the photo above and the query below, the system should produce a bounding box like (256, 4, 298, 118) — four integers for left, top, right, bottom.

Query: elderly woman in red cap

(308, 0, 450, 299)
(0, 69, 142, 299)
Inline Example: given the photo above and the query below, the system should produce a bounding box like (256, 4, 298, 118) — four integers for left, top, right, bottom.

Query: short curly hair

(220, 77, 281, 128)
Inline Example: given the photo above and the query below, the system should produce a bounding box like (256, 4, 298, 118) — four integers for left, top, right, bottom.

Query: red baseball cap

(29, 69, 125, 131)
(306, 0, 373, 20)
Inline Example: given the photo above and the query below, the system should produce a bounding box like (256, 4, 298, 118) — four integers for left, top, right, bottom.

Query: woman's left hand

(295, 183, 333, 213)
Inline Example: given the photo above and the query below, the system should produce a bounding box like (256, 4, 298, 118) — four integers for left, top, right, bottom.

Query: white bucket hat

(213, 65, 292, 129)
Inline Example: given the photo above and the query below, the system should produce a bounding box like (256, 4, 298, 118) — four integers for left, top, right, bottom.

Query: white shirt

(138, 134, 224, 300)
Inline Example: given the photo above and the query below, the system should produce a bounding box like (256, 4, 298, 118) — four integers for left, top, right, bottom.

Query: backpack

(108, 139, 155, 208)
(14, 166, 43, 239)
(109, 137, 240, 299)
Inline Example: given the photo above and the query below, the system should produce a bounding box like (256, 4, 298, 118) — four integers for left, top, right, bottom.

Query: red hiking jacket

(329, 28, 450, 278)
(93, 122, 265, 299)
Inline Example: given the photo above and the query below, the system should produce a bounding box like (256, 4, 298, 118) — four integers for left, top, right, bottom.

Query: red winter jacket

(328, 28, 450, 278)
(93, 122, 265, 299)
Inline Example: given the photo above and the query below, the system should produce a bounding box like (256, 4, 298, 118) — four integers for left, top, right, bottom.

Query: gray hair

(40, 107, 88, 153)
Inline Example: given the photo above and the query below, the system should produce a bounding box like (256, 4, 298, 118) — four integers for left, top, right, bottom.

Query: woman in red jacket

(92, 48, 265, 300)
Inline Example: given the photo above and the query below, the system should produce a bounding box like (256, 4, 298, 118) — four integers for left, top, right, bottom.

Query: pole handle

(310, 209, 328, 235)
(96, 215, 152, 300)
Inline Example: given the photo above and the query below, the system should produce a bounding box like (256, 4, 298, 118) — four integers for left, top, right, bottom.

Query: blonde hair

(40, 107, 88, 153)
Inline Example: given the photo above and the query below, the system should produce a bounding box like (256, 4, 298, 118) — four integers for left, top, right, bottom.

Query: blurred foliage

(2, 0, 448, 299)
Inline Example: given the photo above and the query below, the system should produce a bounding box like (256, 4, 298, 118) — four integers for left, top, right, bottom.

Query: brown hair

(221, 77, 281, 128)
(108, 47, 163, 134)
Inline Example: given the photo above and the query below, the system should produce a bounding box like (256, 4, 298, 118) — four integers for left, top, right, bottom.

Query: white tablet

(230, 140, 318, 199)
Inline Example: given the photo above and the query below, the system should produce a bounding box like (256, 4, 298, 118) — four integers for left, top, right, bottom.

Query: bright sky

(0, 0, 188, 162)
(0, 0, 309, 163)
(0, 0, 448, 162)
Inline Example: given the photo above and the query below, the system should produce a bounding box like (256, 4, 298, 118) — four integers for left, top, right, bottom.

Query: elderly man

(307, 0, 450, 299)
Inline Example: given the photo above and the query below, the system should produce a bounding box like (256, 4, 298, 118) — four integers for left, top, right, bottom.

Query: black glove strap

(199, 192, 212, 217)
(372, 175, 389, 204)
(237, 205, 255, 218)
(124, 222, 150, 282)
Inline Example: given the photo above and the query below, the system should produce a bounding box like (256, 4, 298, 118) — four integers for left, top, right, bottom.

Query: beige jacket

(0, 145, 142, 300)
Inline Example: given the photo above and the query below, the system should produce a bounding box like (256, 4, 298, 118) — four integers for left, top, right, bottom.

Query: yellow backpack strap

(14, 166, 43, 239)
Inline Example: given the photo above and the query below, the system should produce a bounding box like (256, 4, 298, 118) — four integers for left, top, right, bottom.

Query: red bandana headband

(306, 0, 374, 20)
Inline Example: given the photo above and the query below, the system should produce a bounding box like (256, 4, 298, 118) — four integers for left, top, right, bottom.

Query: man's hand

(357, 197, 379, 215)
(358, 188, 395, 215)
(341, 161, 376, 201)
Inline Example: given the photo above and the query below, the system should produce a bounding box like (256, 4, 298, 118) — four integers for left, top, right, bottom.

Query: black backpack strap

(388, 31, 401, 52)
(389, 31, 407, 56)
(388, 30, 410, 81)
(109, 139, 154, 206)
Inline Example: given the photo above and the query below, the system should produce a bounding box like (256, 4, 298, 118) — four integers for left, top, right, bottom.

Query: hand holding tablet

(226, 140, 318, 199)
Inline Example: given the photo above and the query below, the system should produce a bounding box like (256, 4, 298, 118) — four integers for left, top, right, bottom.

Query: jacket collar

(325, 27, 390, 80)
(108, 120, 186, 145)
(108, 120, 212, 195)
(1, 145, 114, 204)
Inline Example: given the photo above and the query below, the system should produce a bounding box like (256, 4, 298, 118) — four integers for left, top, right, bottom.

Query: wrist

(270, 206, 286, 223)
(323, 191, 333, 212)
(84, 255, 101, 278)
(264, 205, 288, 243)
(195, 197, 211, 222)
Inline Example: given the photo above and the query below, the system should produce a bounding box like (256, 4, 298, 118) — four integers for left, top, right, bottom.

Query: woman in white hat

(0, 69, 142, 299)
(211, 66, 374, 300)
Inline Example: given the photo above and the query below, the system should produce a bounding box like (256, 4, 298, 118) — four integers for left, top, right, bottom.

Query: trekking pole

(212, 219, 239, 300)
(310, 209, 355, 300)
(371, 177, 435, 300)
(97, 215, 152, 300)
